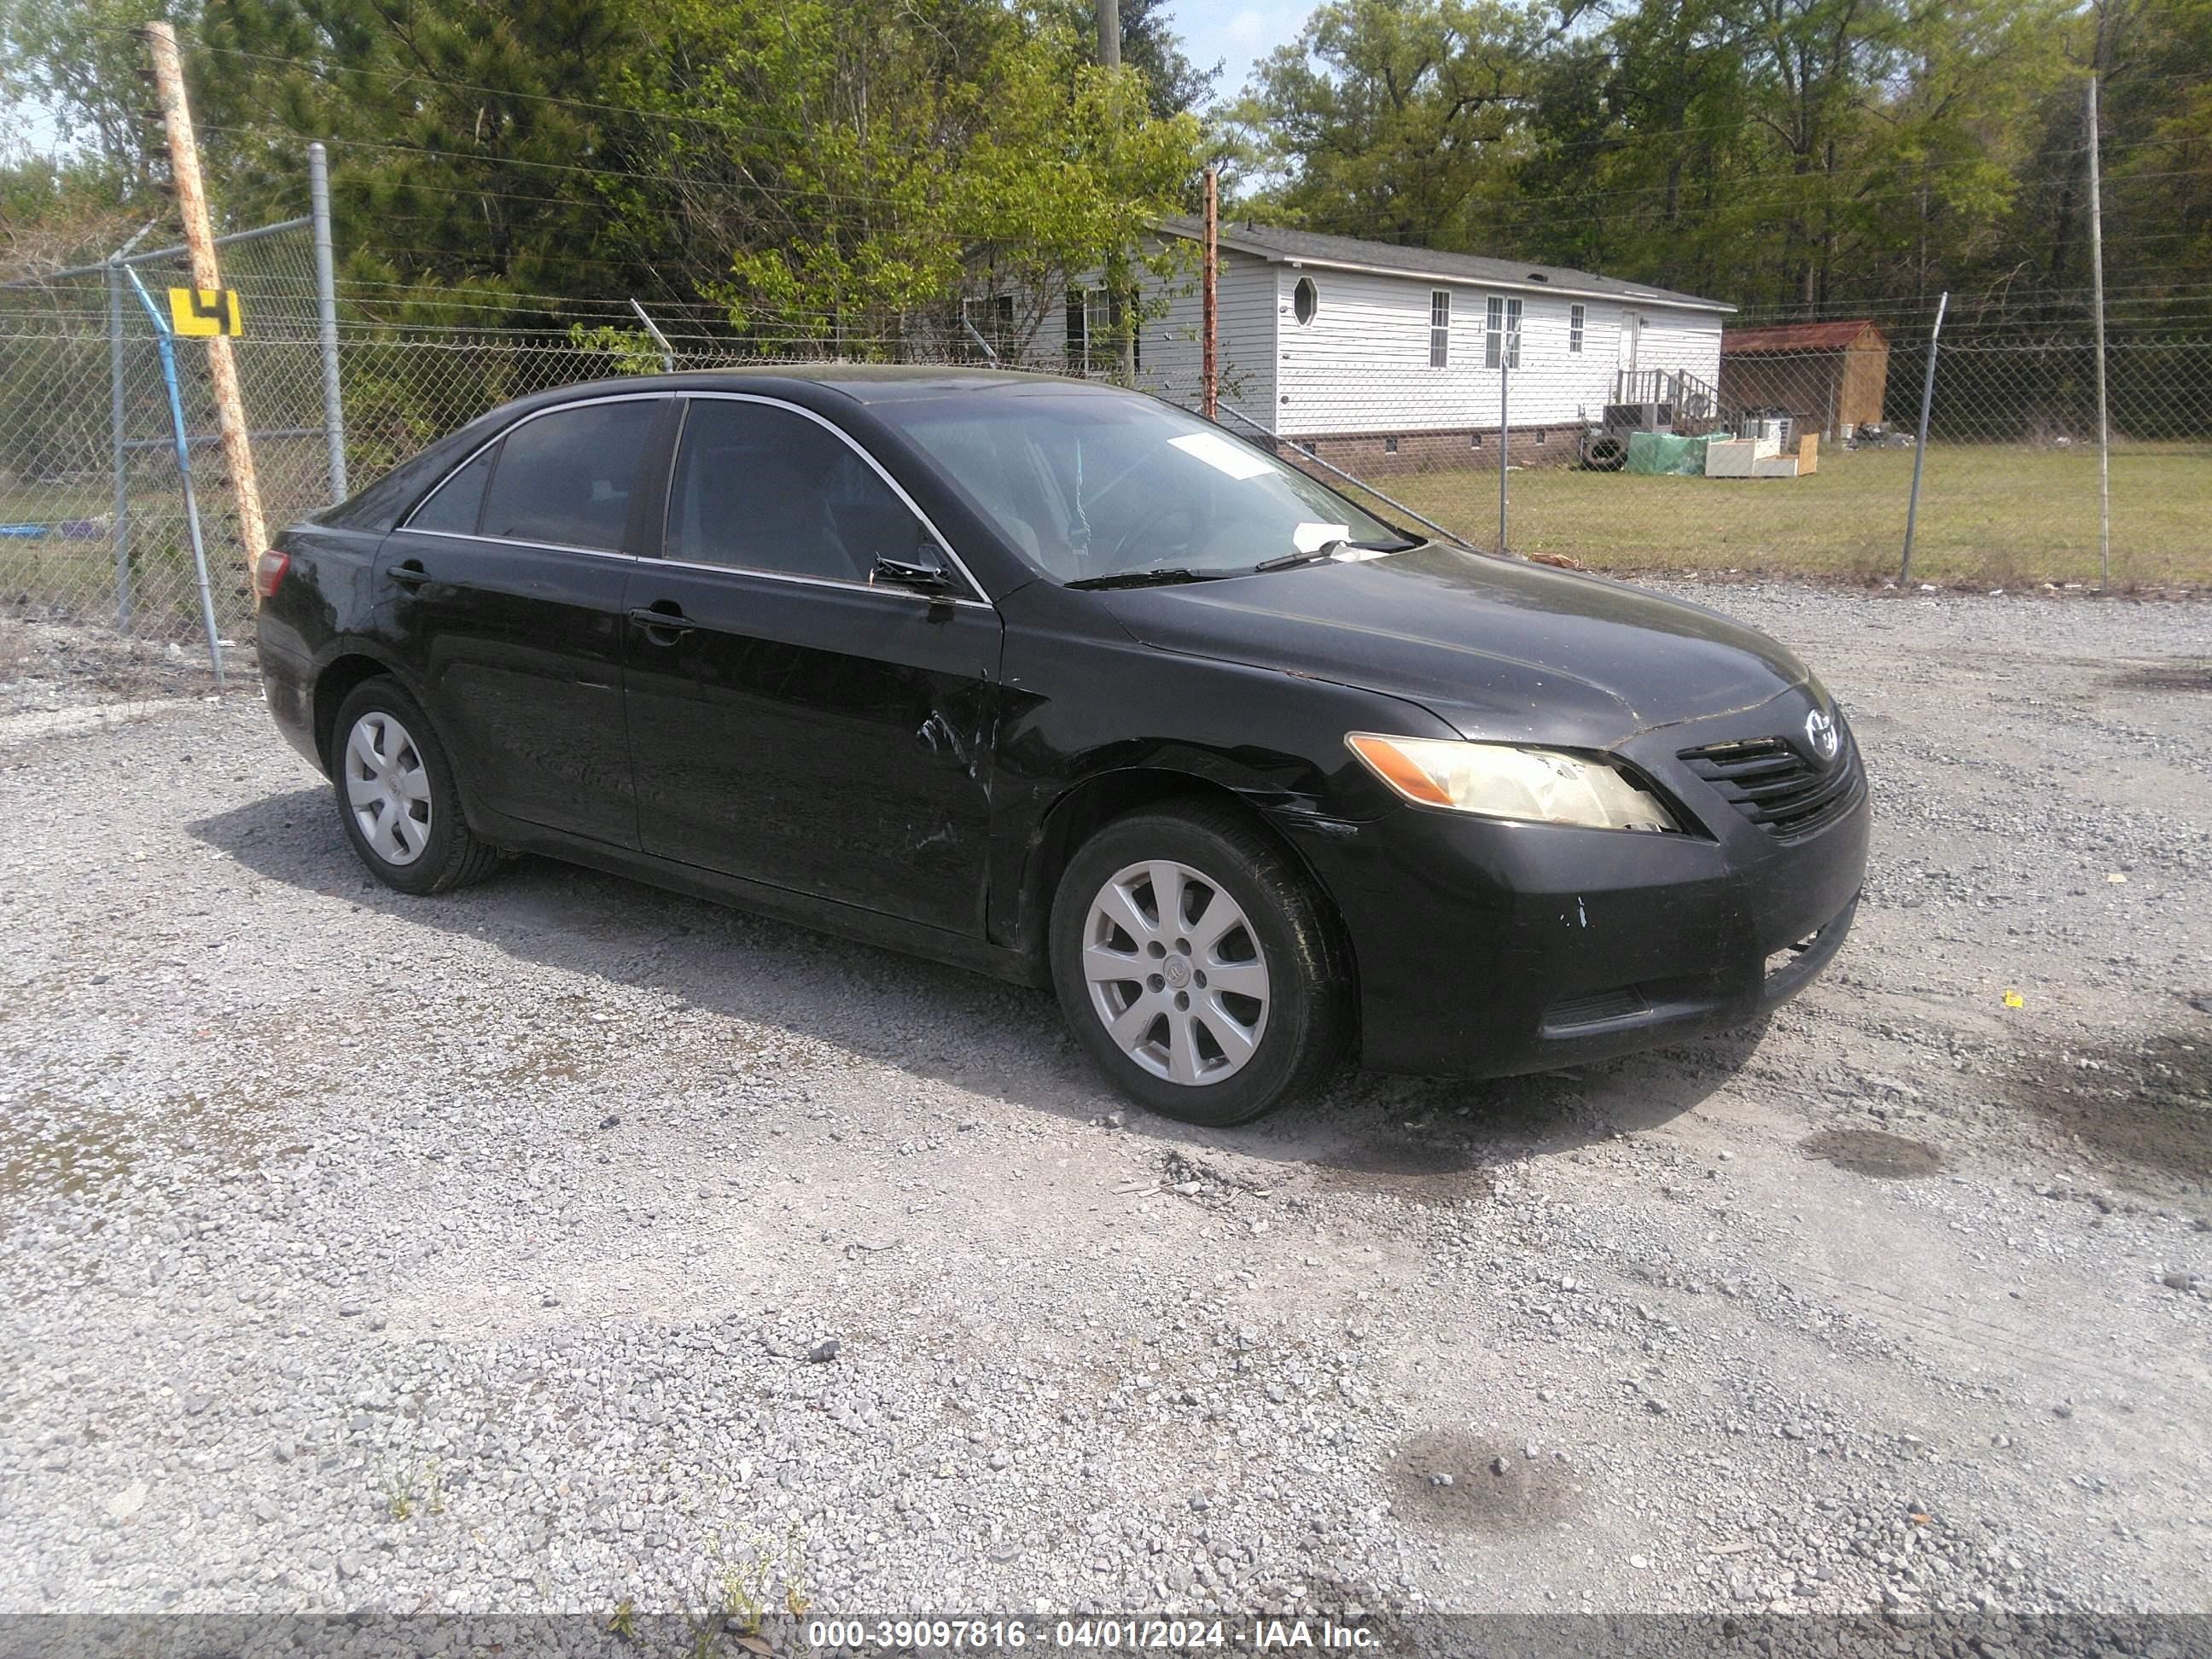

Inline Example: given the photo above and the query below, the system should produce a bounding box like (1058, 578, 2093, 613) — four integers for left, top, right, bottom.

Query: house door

(1617, 312, 1642, 394)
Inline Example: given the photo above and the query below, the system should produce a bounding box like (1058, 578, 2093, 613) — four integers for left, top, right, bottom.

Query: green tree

(1225, 0, 1551, 249)
(609, 0, 1202, 352)
(1047, 0, 1222, 118)
(186, 0, 667, 319)
(0, 0, 178, 189)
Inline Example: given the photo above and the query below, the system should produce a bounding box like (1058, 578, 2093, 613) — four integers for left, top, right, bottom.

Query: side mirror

(872, 536, 954, 594)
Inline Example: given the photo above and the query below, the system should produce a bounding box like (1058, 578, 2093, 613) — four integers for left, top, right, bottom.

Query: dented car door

(620, 393, 1002, 936)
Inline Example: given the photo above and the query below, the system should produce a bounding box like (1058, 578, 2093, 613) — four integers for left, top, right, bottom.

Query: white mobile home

(1070, 220, 1735, 473)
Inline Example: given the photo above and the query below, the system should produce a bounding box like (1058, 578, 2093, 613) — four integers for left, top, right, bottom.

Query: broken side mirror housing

(872, 533, 956, 600)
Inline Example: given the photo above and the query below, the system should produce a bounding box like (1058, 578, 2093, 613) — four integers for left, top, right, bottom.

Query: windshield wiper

(1252, 538, 1418, 573)
(1064, 568, 1231, 591)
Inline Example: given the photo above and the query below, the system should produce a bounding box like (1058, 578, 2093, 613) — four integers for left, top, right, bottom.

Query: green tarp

(1624, 430, 1731, 475)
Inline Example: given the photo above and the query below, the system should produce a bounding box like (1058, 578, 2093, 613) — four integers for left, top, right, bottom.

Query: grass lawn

(0, 474, 267, 637)
(1378, 441, 2212, 589)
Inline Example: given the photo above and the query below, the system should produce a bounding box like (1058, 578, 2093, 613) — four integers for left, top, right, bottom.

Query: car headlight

(1346, 733, 1679, 832)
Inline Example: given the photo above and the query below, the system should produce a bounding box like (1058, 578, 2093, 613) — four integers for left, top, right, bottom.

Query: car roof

(313, 364, 1132, 538)
(549, 364, 1115, 406)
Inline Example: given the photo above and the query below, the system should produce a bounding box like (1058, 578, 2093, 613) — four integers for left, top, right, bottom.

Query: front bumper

(1278, 701, 1870, 1077)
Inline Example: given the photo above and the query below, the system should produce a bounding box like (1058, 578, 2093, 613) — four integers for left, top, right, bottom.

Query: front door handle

(627, 602, 699, 637)
(389, 559, 431, 588)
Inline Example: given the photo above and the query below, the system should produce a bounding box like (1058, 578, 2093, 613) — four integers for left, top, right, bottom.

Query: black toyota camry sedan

(255, 368, 1867, 1126)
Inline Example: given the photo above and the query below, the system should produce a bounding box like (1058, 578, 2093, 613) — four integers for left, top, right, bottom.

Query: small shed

(1719, 319, 1889, 439)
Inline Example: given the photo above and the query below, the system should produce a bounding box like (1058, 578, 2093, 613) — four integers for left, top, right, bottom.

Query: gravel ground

(0, 584, 2207, 1629)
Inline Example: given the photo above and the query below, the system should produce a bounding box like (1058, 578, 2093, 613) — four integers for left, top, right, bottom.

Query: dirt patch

(1799, 1127, 1948, 1179)
(2107, 661, 2212, 694)
(1, 1115, 134, 1199)
(2009, 1034, 2212, 1198)
(0, 1081, 295, 1199)
(1310, 1133, 1493, 1204)
(1385, 1429, 1578, 1534)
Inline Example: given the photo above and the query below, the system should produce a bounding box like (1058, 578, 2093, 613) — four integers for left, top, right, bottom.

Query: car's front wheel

(1050, 800, 1350, 1126)
(329, 678, 502, 895)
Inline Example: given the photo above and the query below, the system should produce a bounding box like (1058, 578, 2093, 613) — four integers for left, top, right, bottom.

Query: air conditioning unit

(1744, 410, 1794, 449)
(1604, 401, 1674, 434)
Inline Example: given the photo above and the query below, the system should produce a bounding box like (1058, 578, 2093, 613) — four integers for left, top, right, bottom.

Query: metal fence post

(309, 141, 348, 502)
(1498, 353, 1511, 556)
(2087, 76, 2112, 591)
(106, 259, 132, 633)
(120, 264, 224, 689)
(1900, 291, 1948, 585)
(628, 298, 676, 372)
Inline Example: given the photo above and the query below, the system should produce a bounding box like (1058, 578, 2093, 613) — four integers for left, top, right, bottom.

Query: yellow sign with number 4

(166, 286, 243, 337)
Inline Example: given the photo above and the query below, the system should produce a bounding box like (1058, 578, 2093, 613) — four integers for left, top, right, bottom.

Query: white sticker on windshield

(1169, 431, 1276, 480)
(1292, 521, 1353, 552)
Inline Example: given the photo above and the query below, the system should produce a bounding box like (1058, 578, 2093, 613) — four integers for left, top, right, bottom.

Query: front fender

(985, 604, 1455, 960)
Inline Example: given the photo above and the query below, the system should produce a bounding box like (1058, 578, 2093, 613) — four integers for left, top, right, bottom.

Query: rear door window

(407, 444, 496, 534)
(478, 400, 657, 551)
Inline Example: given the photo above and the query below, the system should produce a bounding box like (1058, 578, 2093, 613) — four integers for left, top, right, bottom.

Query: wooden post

(143, 21, 268, 604)
(1201, 167, 1219, 420)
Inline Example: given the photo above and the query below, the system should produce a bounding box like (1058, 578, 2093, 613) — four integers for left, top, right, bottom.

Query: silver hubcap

(1082, 859, 1270, 1086)
(343, 711, 433, 866)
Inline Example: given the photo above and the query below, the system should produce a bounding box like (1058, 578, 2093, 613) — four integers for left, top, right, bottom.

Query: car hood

(1101, 544, 1813, 748)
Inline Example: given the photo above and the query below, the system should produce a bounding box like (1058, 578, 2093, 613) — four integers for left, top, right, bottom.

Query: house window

(1064, 287, 1137, 373)
(1293, 276, 1318, 326)
(1429, 290, 1450, 368)
(1385, 435, 1400, 454)
(1484, 295, 1522, 369)
(1470, 431, 1482, 449)
(1569, 304, 1586, 354)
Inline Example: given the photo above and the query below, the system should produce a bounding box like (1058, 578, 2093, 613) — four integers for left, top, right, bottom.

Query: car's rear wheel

(1050, 800, 1350, 1126)
(329, 678, 501, 895)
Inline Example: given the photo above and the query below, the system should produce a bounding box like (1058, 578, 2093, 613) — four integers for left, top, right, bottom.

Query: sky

(1169, 0, 1315, 105)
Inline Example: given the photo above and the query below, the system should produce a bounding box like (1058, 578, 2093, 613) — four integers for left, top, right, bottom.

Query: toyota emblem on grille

(1805, 707, 1840, 764)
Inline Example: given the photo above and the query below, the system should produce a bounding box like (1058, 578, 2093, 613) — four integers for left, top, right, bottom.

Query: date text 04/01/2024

(802, 1617, 1380, 1650)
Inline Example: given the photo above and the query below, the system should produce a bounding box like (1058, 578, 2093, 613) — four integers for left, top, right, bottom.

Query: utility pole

(2087, 73, 2112, 591)
(1097, 0, 1136, 385)
(1202, 167, 1219, 419)
(143, 20, 268, 598)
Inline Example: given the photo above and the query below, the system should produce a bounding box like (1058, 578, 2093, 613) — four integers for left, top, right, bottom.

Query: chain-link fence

(1126, 303, 2212, 593)
(0, 218, 346, 652)
(5, 224, 2209, 678)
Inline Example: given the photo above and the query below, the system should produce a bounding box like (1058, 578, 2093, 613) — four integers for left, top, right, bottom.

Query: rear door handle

(389, 560, 431, 588)
(627, 603, 698, 637)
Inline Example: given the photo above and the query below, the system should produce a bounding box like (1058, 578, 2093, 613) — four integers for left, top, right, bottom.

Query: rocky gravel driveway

(0, 586, 2206, 1628)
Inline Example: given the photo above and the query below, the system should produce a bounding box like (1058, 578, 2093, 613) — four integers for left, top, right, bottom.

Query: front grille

(1679, 727, 1863, 842)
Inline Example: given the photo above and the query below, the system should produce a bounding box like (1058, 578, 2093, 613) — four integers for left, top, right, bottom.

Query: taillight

(253, 550, 290, 598)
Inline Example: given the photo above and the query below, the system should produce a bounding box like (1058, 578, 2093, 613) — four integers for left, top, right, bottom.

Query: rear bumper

(1278, 707, 1870, 1077)
(256, 628, 323, 774)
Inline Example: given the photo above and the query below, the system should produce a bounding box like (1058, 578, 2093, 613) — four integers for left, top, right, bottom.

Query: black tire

(1049, 799, 1351, 1126)
(328, 678, 503, 895)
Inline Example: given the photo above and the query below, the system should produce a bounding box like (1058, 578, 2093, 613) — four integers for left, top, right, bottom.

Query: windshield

(875, 388, 1412, 584)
